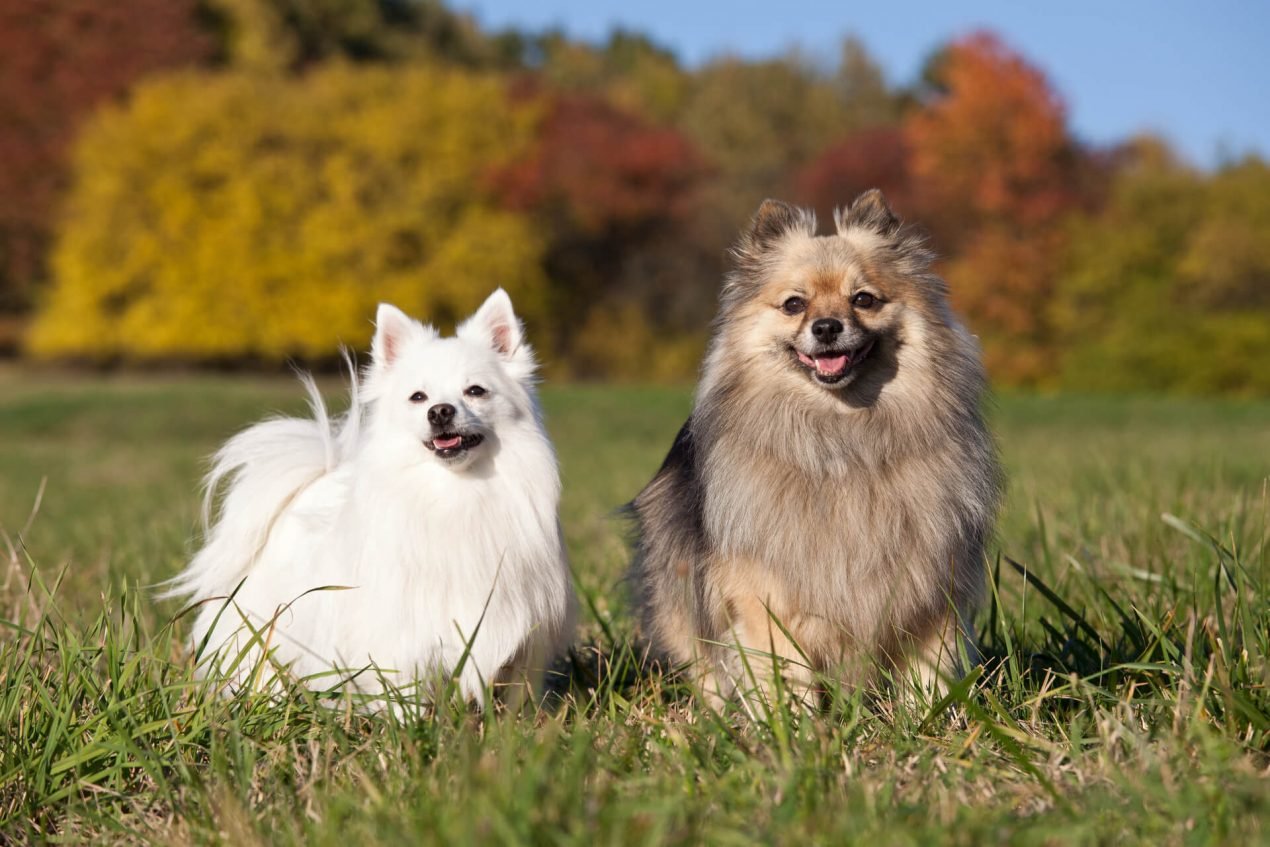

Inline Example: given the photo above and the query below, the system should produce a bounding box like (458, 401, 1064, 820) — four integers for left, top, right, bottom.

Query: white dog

(166, 290, 576, 707)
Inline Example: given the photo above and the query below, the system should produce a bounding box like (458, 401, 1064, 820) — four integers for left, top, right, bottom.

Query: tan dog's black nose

(811, 318, 843, 343)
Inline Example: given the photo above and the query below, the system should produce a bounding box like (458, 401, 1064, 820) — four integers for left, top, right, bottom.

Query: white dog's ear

(372, 303, 416, 367)
(459, 288, 526, 359)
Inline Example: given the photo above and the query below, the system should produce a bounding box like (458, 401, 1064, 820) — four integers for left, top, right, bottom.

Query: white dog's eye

(409, 391, 427, 403)
(464, 385, 487, 398)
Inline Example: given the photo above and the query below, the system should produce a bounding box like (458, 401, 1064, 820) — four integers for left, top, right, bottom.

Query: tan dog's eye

(852, 292, 877, 309)
(780, 296, 806, 315)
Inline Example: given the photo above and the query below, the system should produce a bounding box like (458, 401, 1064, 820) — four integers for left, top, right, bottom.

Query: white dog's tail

(161, 357, 361, 603)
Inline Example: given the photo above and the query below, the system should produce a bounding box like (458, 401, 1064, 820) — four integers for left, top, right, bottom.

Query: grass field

(1, 367, 1268, 844)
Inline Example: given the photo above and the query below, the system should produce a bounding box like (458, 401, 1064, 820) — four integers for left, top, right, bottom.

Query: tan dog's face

(718, 192, 942, 398)
(728, 227, 920, 396)
(762, 230, 912, 389)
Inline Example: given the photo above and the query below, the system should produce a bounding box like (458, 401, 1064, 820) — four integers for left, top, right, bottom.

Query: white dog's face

(367, 290, 538, 471)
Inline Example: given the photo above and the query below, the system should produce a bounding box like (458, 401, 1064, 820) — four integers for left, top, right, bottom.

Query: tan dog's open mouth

(794, 339, 875, 382)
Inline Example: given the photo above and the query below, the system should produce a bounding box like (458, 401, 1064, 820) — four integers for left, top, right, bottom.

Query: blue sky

(451, 0, 1269, 169)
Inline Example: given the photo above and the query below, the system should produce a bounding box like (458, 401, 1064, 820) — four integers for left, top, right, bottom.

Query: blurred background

(3, 0, 1268, 392)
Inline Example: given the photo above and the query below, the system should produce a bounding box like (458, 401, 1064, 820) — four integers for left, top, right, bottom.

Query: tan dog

(629, 191, 1001, 706)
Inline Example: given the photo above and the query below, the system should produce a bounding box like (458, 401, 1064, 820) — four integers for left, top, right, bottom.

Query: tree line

(4, 0, 1268, 391)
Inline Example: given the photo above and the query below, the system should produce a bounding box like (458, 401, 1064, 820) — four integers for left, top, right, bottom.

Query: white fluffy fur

(165, 290, 576, 706)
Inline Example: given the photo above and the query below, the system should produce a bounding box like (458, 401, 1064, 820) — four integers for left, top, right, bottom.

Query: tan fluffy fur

(629, 191, 1002, 705)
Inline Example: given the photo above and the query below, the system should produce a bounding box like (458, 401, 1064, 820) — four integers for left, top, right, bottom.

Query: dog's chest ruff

(700, 428, 971, 624)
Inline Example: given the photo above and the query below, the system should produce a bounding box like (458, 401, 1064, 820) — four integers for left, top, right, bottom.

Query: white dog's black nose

(811, 317, 844, 342)
(427, 403, 456, 426)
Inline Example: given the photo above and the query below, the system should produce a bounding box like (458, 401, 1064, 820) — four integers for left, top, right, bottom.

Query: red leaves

(793, 126, 915, 224)
(493, 94, 707, 234)
(0, 0, 210, 306)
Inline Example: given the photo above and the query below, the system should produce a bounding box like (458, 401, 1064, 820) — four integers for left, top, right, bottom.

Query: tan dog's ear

(838, 189, 900, 237)
(750, 199, 803, 248)
(733, 199, 817, 267)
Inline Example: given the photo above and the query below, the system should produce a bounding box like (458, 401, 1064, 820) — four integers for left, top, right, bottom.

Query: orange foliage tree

(906, 32, 1082, 385)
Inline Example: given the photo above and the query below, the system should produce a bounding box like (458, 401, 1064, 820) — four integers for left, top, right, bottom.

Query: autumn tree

(493, 92, 713, 377)
(529, 30, 689, 124)
(28, 65, 547, 362)
(834, 36, 906, 131)
(208, 0, 517, 72)
(0, 0, 210, 340)
(906, 31, 1082, 384)
(790, 37, 915, 223)
(792, 126, 915, 226)
(1055, 140, 1270, 394)
(678, 55, 847, 219)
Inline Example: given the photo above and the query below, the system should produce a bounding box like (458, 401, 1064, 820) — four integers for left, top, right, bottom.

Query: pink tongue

(797, 351, 849, 375)
(434, 435, 462, 450)
(797, 353, 848, 375)
(814, 354, 848, 375)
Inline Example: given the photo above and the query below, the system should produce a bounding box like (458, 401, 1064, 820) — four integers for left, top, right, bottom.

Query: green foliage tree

(834, 36, 905, 130)
(209, 0, 515, 71)
(28, 64, 547, 361)
(678, 55, 845, 213)
(530, 29, 689, 124)
(1055, 140, 1270, 394)
(1178, 159, 1270, 311)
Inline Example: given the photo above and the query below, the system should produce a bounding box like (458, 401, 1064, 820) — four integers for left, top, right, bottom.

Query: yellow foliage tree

(29, 63, 547, 361)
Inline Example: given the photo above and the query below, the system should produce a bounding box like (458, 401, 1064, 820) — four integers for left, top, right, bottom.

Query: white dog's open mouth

(425, 432, 485, 459)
